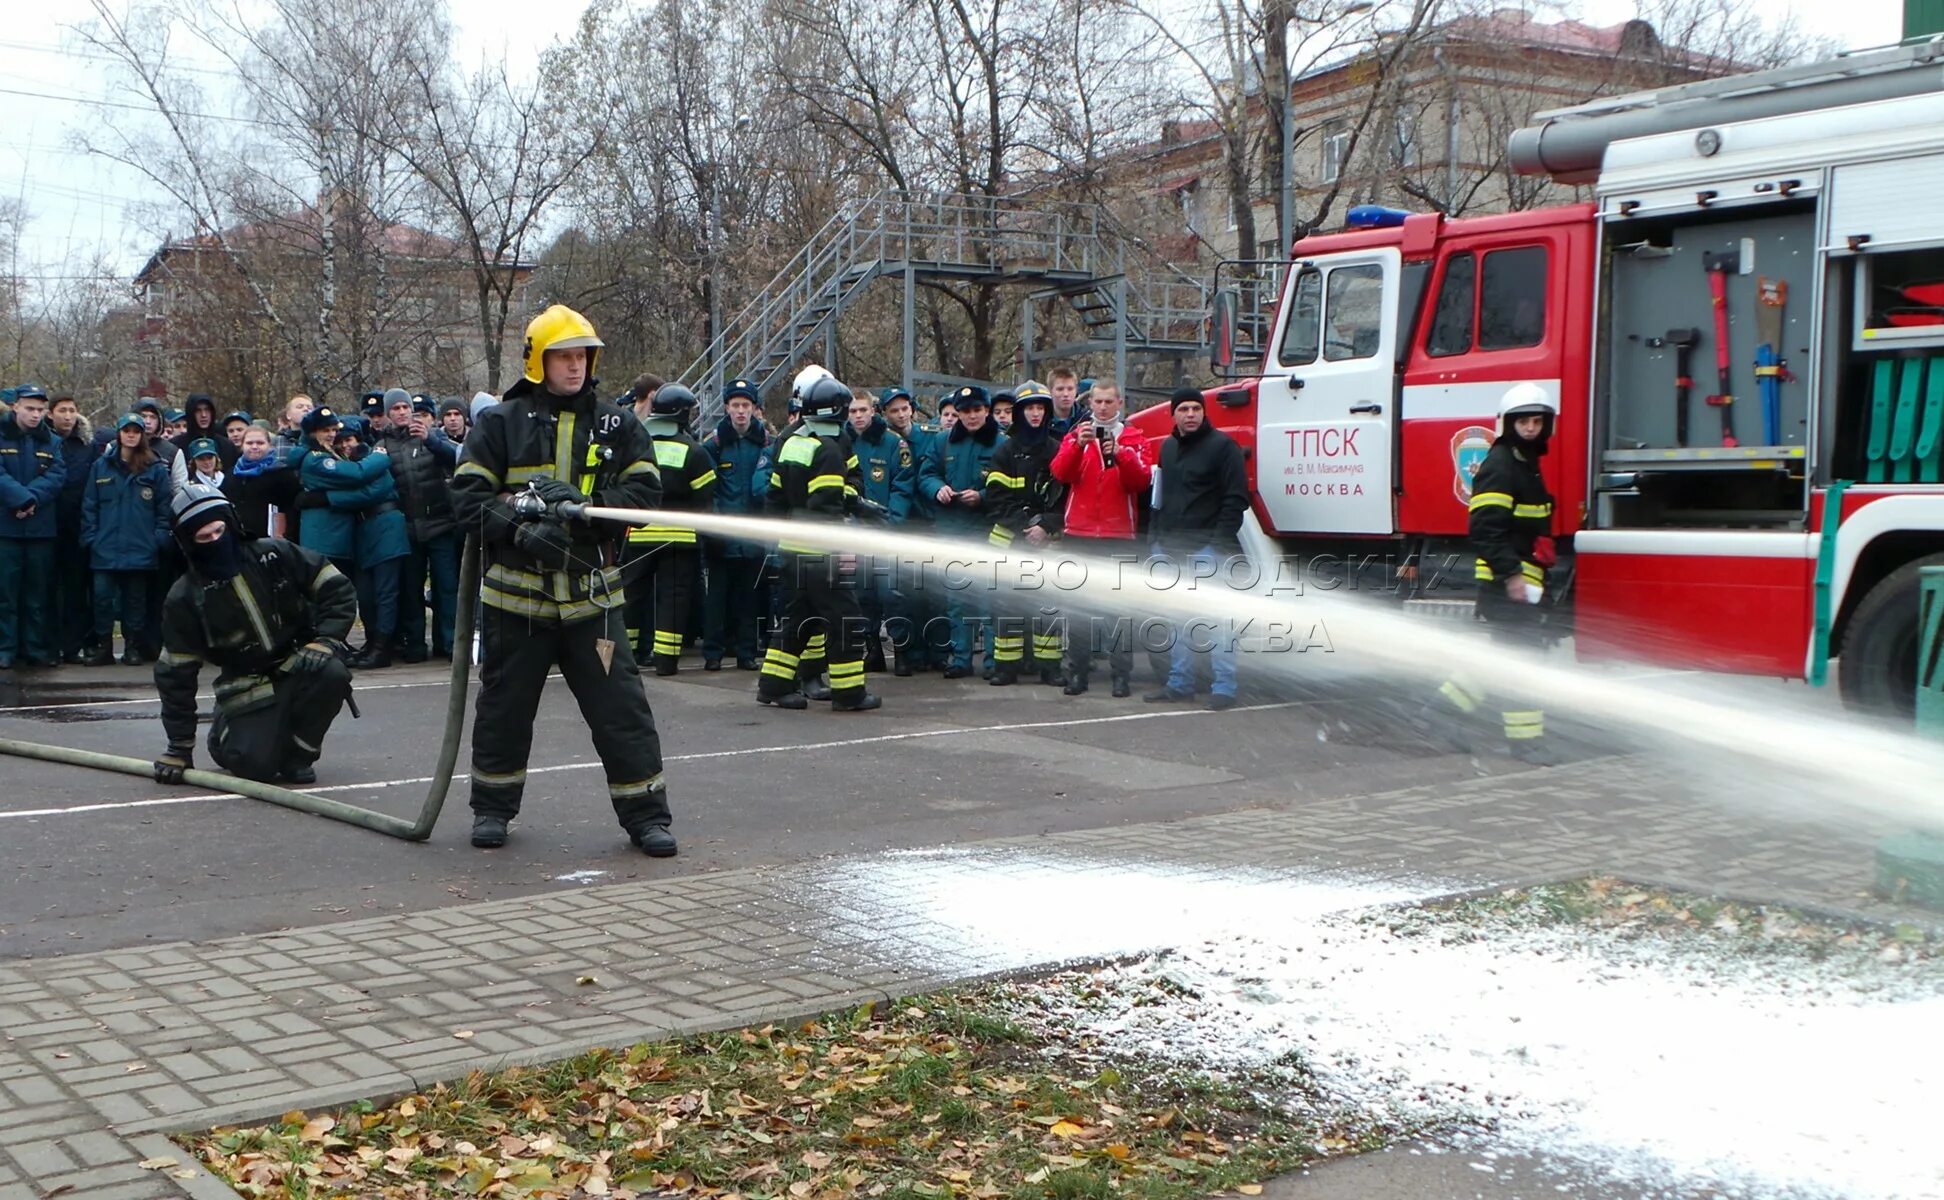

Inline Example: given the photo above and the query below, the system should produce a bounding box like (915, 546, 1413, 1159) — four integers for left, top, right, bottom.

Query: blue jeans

(1165, 545, 1238, 698)
(346, 557, 402, 641)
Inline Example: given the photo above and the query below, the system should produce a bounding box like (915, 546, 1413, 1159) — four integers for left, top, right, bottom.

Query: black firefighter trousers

(623, 540, 701, 671)
(208, 659, 353, 782)
(757, 551, 867, 704)
(469, 603, 672, 833)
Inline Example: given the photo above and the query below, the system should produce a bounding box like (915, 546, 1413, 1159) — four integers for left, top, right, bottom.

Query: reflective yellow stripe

(778, 540, 822, 553)
(690, 469, 717, 490)
(1468, 491, 1513, 511)
(1439, 679, 1480, 713)
(621, 459, 659, 479)
(454, 460, 501, 486)
(1474, 559, 1495, 581)
(505, 464, 553, 484)
(230, 578, 275, 649)
(486, 562, 550, 591)
(1513, 503, 1552, 519)
(653, 440, 690, 468)
(480, 587, 611, 622)
(626, 527, 698, 544)
(779, 436, 817, 466)
(158, 648, 202, 667)
(766, 650, 801, 668)
(807, 473, 846, 493)
(609, 774, 666, 799)
(805, 634, 826, 651)
(988, 527, 1014, 548)
(1502, 710, 1544, 739)
(986, 472, 1023, 488)
(310, 562, 346, 595)
(1522, 562, 1545, 583)
(553, 411, 578, 486)
(474, 767, 527, 786)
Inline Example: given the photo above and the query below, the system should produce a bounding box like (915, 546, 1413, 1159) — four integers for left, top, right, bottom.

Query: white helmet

(789, 364, 833, 412)
(1496, 381, 1557, 439)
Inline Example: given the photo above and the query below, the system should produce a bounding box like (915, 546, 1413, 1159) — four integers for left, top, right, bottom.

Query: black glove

(512, 519, 577, 570)
(154, 746, 193, 784)
(282, 640, 340, 675)
(298, 490, 331, 510)
(527, 478, 589, 508)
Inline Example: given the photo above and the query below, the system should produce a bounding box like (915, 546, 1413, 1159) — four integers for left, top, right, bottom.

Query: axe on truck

(1703, 250, 1740, 448)
(1648, 328, 1701, 448)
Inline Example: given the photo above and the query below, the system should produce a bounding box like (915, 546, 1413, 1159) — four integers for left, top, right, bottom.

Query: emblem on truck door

(1451, 425, 1493, 504)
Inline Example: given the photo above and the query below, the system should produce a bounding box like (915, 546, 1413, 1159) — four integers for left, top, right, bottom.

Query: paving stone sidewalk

(0, 754, 1920, 1200)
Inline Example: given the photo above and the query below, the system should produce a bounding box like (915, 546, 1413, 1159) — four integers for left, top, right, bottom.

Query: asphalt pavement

(0, 651, 1540, 960)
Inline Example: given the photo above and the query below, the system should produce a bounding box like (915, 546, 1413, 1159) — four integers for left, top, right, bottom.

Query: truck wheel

(1837, 553, 1944, 718)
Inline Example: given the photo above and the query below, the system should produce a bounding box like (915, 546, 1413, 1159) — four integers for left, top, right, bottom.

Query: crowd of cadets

(0, 367, 1251, 712)
(0, 382, 486, 673)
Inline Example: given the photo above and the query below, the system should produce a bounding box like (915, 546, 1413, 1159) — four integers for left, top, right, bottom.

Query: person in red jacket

(1049, 378, 1151, 697)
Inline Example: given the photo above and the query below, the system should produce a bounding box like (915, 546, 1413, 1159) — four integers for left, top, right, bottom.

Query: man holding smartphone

(1049, 378, 1150, 697)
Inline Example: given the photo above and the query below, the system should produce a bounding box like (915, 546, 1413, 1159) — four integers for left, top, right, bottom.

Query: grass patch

(180, 990, 1391, 1199)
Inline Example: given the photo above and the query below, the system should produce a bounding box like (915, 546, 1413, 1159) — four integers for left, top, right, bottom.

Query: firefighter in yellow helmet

(450, 304, 679, 854)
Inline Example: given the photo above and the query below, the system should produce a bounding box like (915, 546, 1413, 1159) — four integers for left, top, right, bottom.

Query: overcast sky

(0, 0, 1907, 291)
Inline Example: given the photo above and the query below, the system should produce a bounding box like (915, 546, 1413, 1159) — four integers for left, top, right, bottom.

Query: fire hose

(0, 536, 482, 842)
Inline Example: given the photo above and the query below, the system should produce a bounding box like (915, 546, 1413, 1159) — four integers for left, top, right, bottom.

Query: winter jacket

(297, 448, 410, 566)
(894, 424, 943, 522)
(1468, 437, 1554, 595)
(55, 417, 96, 538)
(841, 417, 915, 522)
(224, 454, 303, 541)
(1151, 423, 1249, 552)
(627, 425, 717, 547)
(984, 423, 1064, 548)
(155, 538, 356, 747)
(80, 449, 172, 571)
(1050, 418, 1151, 540)
(380, 426, 459, 542)
(450, 379, 662, 624)
(918, 420, 1004, 531)
(169, 399, 238, 484)
(702, 417, 772, 559)
(0, 414, 67, 539)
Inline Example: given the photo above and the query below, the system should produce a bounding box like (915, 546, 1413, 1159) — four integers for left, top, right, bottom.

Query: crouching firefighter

(450, 304, 679, 855)
(1428, 382, 1560, 765)
(151, 483, 356, 786)
(755, 374, 881, 711)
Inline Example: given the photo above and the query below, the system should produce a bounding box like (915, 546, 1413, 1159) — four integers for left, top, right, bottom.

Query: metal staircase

(677, 191, 1231, 416)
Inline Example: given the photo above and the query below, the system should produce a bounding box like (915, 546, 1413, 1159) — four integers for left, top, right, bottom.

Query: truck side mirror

(1209, 289, 1237, 373)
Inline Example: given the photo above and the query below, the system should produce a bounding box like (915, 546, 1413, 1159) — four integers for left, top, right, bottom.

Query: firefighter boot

(1510, 739, 1558, 766)
(631, 824, 678, 857)
(653, 654, 680, 677)
(802, 676, 833, 702)
(990, 663, 1019, 687)
(349, 636, 394, 670)
(1111, 671, 1132, 698)
(471, 815, 510, 848)
(831, 691, 883, 712)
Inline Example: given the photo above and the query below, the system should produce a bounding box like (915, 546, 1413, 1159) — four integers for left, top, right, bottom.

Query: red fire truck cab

(1133, 42, 1944, 715)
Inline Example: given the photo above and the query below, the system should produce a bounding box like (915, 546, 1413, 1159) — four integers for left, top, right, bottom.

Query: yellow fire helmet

(521, 304, 605, 385)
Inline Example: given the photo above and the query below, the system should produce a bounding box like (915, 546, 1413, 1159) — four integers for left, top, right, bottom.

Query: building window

(1390, 112, 1420, 169)
(1321, 121, 1350, 184)
(1478, 246, 1548, 350)
(1426, 252, 1475, 357)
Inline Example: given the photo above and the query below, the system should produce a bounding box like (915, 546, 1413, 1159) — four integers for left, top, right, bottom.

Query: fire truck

(1134, 40, 1944, 715)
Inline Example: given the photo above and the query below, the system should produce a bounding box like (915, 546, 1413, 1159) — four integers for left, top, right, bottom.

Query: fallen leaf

(851, 1115, 882, 1128)
(124, 1063, 148, 1073)
(800, 1150, 831, 1170)
(1048, 1120, 1084, 1139)
(398, 1098, 418, 1117)
(137, 1157, 178, 1171)
(789, 1183, 813, 1198)
(300, 1116, 334, 1142)
(453, 1029, 476, 1040)
(1237, 1185, 1264, 1196)
(577, 976, 599, 986)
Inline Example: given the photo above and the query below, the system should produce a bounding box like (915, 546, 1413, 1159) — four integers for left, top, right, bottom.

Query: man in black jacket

(48, 395, 99, 662)
(151, 484, 356, 785)
(382, 389, 461, 661)
(1145, 388, 1249, 711)
(450, 304, 678, 856)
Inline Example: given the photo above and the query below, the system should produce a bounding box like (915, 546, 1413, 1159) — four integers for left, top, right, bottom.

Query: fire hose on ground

(0, 536, 482, 842)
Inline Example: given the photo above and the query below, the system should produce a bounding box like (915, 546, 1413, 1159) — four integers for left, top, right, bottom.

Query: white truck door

(1257, 248, 1400, 535)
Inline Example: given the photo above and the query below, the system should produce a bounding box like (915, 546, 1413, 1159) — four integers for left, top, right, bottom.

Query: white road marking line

(0, 674, 472, 714)
(0, 702, 1303, 821)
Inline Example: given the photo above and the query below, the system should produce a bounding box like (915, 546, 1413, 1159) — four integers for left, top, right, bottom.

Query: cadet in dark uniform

(622, 383, 717, 674)
(151, 483, 356, 786)
(756, 375, 880, 711)
(983, 381, 1065, 686)
(1434, 383, 1560, 764)
(449, 304, 678, 854)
